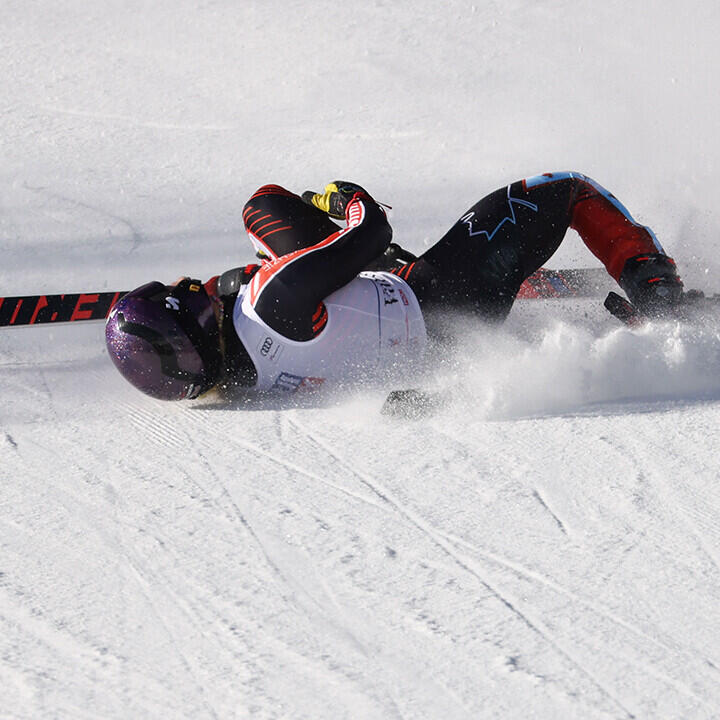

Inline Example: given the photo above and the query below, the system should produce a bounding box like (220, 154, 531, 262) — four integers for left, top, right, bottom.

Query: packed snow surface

(2, 1, 720, 718)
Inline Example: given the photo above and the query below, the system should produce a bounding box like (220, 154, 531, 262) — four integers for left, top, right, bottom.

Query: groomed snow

(2, 1, 720, 718)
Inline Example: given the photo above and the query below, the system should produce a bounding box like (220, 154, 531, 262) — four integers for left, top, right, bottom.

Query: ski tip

(382, 389, 444, 419)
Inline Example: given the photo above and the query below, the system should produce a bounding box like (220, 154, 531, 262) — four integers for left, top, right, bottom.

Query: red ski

(0, 291, 128, 328)
(517, 267, 609, 299)
(0, 267, 611, 328)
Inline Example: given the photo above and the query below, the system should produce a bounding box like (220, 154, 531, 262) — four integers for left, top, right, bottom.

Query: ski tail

(603, 291, 644, 326)
(0, 291, 128, 327)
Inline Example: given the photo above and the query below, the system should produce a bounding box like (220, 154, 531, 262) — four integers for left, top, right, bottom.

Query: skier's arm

(303, 181, 416, 272)
(245, 191, 392, 340)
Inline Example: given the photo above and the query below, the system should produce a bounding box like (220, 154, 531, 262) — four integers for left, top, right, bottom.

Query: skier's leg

(243, 185, 340, 260)
(565, 173, 665, 279)
(402, 171, 682, 320)
(401, 173, 578, 320)
(553, 172, 682, 312)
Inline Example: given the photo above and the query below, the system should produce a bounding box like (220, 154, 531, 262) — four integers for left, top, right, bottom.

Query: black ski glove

(302, 181, 372, 220)
(363, 243, 418, 272)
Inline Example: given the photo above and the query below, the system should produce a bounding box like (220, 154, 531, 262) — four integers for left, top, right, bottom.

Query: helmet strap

(166, 279, 222, 394)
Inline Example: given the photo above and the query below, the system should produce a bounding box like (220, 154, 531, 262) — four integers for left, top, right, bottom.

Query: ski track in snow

(3, 324, 720, 719)
(284, 415, 641, 719)
(22, 182, 146, 253)
(4, 0, 720, 718)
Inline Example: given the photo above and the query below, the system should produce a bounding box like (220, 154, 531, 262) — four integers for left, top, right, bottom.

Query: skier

(105, 172, 685, 400)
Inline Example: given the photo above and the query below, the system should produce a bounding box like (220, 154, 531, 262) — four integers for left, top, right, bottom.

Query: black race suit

(217, 172, 669, 341)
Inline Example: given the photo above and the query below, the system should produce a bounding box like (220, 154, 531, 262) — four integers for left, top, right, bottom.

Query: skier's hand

(363, 243, 418, 272)
(618, 253, 684, 318)
(302, 181, 372, 220)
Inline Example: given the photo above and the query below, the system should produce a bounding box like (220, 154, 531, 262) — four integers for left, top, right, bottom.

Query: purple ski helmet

(105, 278, 222, 400)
